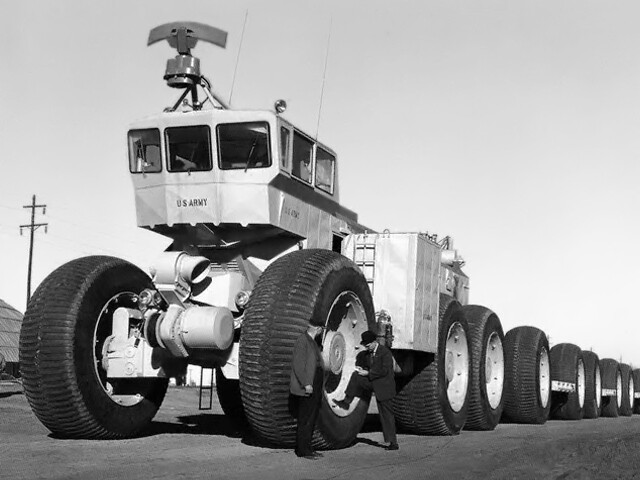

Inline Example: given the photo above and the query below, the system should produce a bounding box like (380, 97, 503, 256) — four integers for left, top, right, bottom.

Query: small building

(0, 299, 22, 378)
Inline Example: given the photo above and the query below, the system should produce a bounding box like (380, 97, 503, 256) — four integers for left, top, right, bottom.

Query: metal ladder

(354, 240, 376, 294)
(198, 367, 214, 410)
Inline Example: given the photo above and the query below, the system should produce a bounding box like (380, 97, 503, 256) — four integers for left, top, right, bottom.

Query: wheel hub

(577, 358, 585, 408)
(616, 371, 623, 408)
(595, 363, 602, 408)
(445, 322, 469, 413)
(322, 291, 369, 418)
(323, 331, 347, 375)
(485, 332, 504, 410)
(94, 292, 147, 407)
(539, 347, 550, 408)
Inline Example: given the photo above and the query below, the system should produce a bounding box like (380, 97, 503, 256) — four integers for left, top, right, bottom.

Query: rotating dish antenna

(148, 22, 229, 111)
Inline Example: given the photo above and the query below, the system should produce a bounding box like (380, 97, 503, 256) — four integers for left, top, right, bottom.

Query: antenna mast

(315, 17, 333, 140)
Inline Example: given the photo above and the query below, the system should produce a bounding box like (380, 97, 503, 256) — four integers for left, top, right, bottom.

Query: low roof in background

(0, 299, 23, 363)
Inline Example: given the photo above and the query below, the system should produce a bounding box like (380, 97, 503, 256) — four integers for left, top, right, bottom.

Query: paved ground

(2, 381, 640, 480)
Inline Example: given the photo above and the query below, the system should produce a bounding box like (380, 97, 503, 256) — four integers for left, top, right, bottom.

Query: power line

(20, 195, 47, 307)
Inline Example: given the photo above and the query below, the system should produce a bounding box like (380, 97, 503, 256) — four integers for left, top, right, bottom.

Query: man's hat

(360, 330, 377, 346)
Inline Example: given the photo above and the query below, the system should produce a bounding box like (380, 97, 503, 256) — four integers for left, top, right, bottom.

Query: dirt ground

(2, 381, 640, 480)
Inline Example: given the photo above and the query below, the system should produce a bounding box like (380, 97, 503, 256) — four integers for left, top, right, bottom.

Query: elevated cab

(128, 109, 366, 254)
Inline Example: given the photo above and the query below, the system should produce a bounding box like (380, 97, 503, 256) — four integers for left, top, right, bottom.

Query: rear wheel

(581, 350, 601, 419)
(549, 343, 585, 420)
(599, 358, 621, 418)
(619, 363, 634, 417)
(632, 369, 640, 414)
(501, 326, 551, 424)
(239, 249, 375, 449)
(393, 295, 470, 435)
(462, 305, 504, 431)
(19, 256, 168, 439)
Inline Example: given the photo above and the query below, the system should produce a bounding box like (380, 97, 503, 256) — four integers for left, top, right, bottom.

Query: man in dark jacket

(333, 330, 398, 450)
(290, 324, 324, 459)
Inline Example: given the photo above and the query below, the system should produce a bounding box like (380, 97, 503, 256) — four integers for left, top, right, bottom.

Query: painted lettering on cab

(176, 198, 209, 207)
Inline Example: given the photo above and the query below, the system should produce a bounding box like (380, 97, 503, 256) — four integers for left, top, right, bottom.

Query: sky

(1, 1, 639, 365)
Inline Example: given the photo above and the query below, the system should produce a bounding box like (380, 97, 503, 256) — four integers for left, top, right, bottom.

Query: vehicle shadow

(145, 413, 248, 439)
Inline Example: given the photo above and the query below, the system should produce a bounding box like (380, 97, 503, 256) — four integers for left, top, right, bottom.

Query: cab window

(217, 122, 271, 170)
(291, 131, 313, 184)
(315, 147, 335, 194)
(128, 129, 162, 173)
(165, 126, 212, 172)
(280, 126, 291, 169)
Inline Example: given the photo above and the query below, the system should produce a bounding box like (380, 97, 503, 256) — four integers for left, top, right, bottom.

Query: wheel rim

(629, 375, 635, 410)
(595, 363, 602, 408)
(577, 358, 585, 408)
(616, 371, 623, 408)
(539, 346, 550, 408)
(485, 331, 504, 410)
(94, 292, 145, 407)
(445, 321, 469, 413)
(323, 291, 369, 418)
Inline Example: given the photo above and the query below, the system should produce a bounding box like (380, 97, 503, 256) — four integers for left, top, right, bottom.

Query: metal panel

(343, 232, 441, 353)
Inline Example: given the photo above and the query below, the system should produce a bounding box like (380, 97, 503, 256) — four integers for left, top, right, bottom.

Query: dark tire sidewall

(313, 266, 376, 448)
(71, 258, 166, 435)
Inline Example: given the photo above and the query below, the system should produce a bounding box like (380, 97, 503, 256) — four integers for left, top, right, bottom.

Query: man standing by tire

(290, 324, 324, 459)
(333, 330, 399, 450)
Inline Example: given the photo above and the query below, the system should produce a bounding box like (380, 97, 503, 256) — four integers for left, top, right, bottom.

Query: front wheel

(19, 256, 168, 439)
(239, 249, 376, 449)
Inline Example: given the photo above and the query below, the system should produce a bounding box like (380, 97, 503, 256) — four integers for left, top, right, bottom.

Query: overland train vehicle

(19, 22, 635, 447)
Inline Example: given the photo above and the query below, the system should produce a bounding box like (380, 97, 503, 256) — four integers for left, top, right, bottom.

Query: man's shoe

(385, 443, 399, 451)
(332, 398, 351, 409)
(296, 451, 319, 460)
(298, 454, 319, 460)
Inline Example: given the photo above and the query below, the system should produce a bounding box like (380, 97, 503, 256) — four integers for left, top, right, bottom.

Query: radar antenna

(148, 22, 229, 111)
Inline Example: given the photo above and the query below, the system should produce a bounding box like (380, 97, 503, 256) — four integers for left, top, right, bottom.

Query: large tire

(582, 350, 601, 419)
(549, 343, 585, 420)
(239, 249, 376, 449)
(502, 326, 551, 424)
(216, 369, 248, 427)
(619, 363, 634, 417)
(599, 358, 621, 418)
(19, 256, 168, 439)
(462, 305, 504, 431)
(632, 369, 640, 415)
(392, 295, 470, 435)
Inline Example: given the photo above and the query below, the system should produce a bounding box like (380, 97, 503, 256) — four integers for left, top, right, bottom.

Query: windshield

(166, 125, 212, 172)
(217, 122, 271, 170)
(128, 129, 161, 173)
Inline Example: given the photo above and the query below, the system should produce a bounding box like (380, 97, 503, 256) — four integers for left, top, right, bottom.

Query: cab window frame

(291, 130, 314, 185)
(280, 126, 291, 170)
(128, 128, 163, 174)
(314, 146, 336, 195)
(216, 121, 272, 171)
(165, 125, 213, 173)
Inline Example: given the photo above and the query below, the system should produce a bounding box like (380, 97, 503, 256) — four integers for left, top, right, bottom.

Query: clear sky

(1, 1, 639, 365)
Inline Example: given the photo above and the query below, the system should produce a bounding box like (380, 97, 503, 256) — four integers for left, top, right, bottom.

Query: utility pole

(20, 195, 47, 306)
